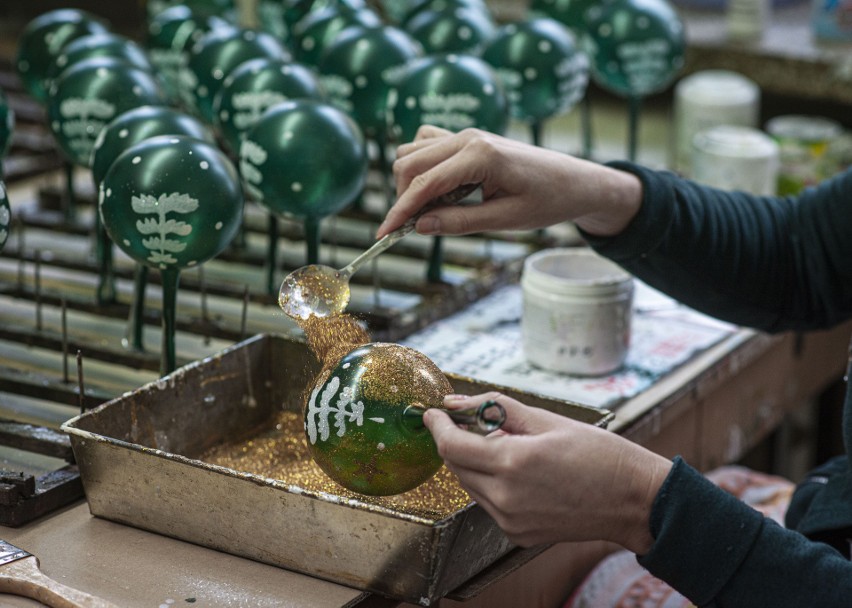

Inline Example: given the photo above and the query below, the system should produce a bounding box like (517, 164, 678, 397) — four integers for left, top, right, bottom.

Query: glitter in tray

(202, 410, 471, 521)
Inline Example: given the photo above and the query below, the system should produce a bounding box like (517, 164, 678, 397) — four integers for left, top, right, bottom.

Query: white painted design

(238, 139, 267, 192)
(132, 192, 198, 266)
(57, 97, 116, 161)
(230, 90, 287, 131)
(306, 376, 367, 444)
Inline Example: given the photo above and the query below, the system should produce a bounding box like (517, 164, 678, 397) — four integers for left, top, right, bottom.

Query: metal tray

(61, 333, 612, 606)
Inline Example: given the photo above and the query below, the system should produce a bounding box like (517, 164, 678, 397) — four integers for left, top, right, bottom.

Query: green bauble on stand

(239, 99, 368, 274)
(582, 0, 685, 161)
(100, 135, 244, 375)
(319, 24, 421, 208)
(15, 9, 109, 105)
(214, 57, 323, 295)
(482, 18, 588, 148)
(92, 106, 215, 352)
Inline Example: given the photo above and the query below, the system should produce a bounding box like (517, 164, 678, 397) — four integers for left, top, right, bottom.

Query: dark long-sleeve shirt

(581, 163, 852, 606)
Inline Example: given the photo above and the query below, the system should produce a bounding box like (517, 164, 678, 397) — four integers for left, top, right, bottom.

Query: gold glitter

(202, 410, 471, 520)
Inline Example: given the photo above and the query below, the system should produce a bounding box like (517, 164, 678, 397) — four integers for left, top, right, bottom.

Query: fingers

(377, 128, 494, 239)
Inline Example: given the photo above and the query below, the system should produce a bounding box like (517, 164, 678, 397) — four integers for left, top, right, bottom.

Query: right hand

(377, 126, 643, 239)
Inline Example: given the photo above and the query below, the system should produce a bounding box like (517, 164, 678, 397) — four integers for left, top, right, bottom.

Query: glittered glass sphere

(305, 342, 453, 496)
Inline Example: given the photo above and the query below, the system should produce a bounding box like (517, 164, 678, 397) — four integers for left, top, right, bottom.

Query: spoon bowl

(278, 182, 480, 320)
(279, 263, 351, 320)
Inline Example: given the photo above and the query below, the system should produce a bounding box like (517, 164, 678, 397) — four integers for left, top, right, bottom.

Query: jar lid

(675, 70, 759, 106)
(522, 248, 633, 297)
(692, 125, 779, 160)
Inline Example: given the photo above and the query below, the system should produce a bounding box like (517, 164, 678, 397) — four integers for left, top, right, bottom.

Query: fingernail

(444, 394, 469, 403)
(417, 216, 440, 235)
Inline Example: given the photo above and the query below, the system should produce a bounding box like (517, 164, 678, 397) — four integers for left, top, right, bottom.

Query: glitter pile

(202, 303, 471, 517)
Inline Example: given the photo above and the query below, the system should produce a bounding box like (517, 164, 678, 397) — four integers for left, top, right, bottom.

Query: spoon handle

(341, 182, 480, 276)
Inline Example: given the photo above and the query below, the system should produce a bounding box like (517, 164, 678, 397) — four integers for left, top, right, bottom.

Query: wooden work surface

(0, 320, 848, 608)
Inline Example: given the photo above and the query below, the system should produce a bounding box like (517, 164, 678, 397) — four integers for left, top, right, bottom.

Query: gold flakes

(202, 410, 470, 520)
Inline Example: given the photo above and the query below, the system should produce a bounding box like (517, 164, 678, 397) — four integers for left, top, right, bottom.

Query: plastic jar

(521, 248, 634, 376)
(765, 114, 844, 195)
(691, 125, 780, 195)
(672, 70, 760, 177)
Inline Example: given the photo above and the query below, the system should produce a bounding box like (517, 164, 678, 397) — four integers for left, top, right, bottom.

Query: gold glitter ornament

(305, 342, 452, 496)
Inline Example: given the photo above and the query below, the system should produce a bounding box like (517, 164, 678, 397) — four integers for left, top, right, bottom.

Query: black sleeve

(581, 163, 852, 332)
(638, 458, 852, 607)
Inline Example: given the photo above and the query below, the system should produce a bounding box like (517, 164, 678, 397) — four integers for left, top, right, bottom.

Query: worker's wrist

(615, 450, 673, 555)
(573, 166, 643, 238)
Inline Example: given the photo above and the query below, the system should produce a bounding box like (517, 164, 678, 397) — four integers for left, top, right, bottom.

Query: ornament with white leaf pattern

(100, 135, 243, 374)
(305, 342, 452, 496)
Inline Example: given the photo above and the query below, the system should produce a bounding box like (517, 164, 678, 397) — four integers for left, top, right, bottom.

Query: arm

(384, 126, 852, 332)
(587, 162, 852, 332)
(428, 394, 852, 607)
(380, 125, 643, 239)
(640, 458, 852, 607)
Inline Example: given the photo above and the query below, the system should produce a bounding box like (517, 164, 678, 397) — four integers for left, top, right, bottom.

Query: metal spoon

(278, 182, 480, 320)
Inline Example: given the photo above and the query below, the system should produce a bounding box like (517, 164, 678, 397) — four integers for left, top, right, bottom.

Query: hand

(377, 126, 643, 239)
(424, 392, 672, 555)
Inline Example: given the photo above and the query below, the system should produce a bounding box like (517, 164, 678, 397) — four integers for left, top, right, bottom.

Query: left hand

(424, 392, 672, 554)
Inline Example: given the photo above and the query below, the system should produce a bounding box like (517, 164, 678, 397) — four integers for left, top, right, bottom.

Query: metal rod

(76, 350, 84, 414)
(61, 298, 69, 383)
(199, 265, 210, 346)
(240, 285, 249, 341)
(34, 250, 42, 331)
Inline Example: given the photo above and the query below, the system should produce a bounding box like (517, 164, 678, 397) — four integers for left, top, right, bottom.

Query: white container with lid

(691, 124, 780, 195)
(673, 70, 760, 176)
(521, 248, 634, 376)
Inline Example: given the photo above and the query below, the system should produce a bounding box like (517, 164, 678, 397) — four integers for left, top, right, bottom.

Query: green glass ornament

(305, 342, 452, 495)
(482, 18, 588, 125)
(404, 5, 496, 55)
(15, 9, 109, 104)
(387, 53, 509, 144)
(46, 56, 168, 168)
(582, 0, 685, 99)
(91, 106, 214, 188)
(290, 6, 381, 67)
(0, 181, 10, 252)
(100, 135, 244, 373)
(583, 0, 685, 161)
(318, 25, 421, 141)
(239, 99, 368, 264)
(147, 5, 236, 107)
(100, 135, 243, 270)
(47, 33, 155, 93)
(90, 105, 214, 312)
(185, 27, 291, 123)
(213, 57, 322, 154)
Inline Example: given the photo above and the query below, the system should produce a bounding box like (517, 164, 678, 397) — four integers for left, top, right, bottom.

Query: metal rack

(0, 59, 564, 525)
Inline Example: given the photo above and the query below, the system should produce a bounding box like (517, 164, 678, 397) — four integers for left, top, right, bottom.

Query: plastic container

(521, 248, 634, 376)
(691, 125, 780, 195)
(765, 114, 844, 195)
(672, 70, 760, 176)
